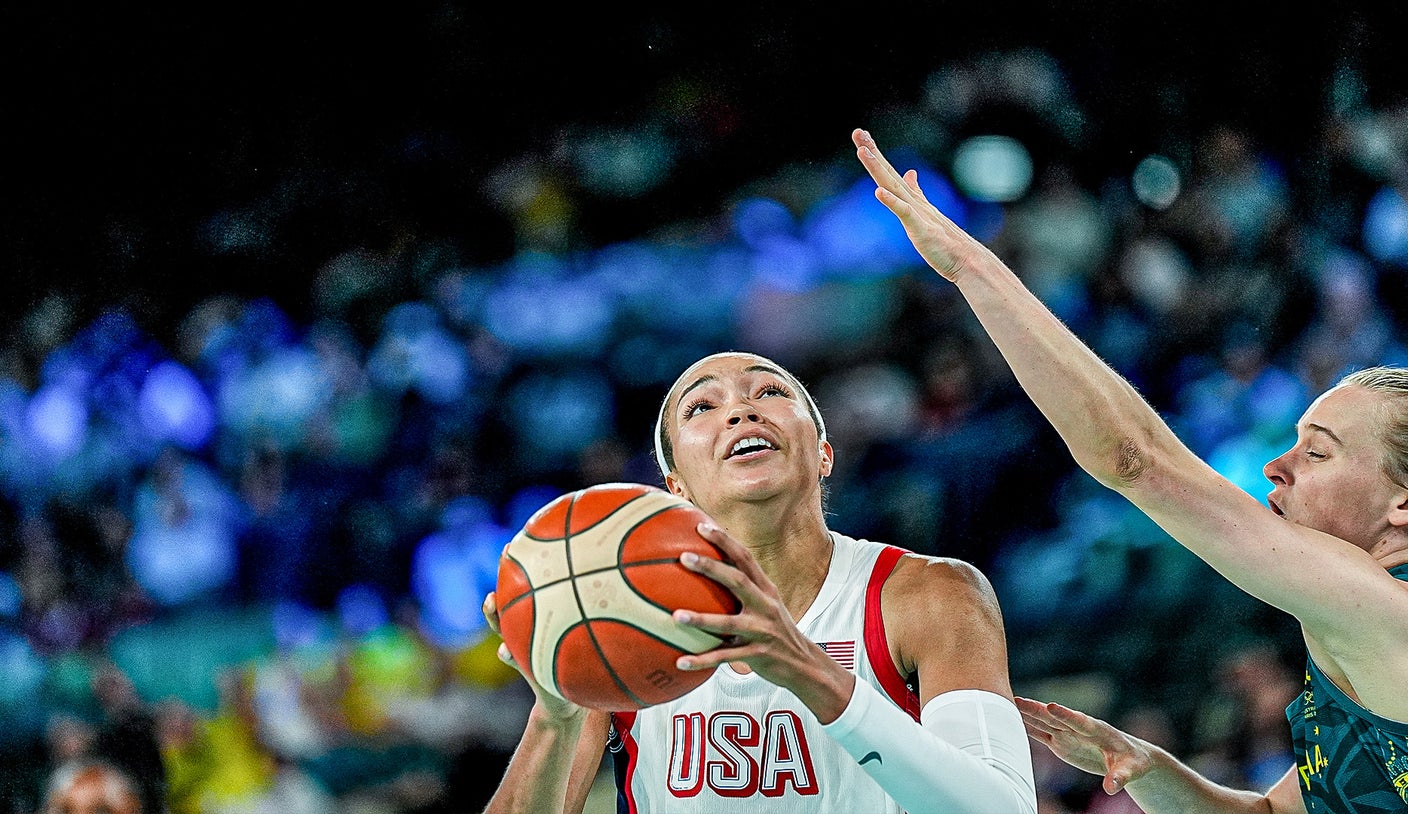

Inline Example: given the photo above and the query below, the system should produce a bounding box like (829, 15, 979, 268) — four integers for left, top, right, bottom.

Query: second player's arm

(1122, 759, 1308, 814)
(1017, 698, 1308, 814)
(853, 127, 1408, 700)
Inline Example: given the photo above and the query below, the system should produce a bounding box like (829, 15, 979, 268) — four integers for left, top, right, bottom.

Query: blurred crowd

(3, 46, 1407, 814)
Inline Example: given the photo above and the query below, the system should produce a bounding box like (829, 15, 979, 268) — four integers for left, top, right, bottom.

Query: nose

(1262, 449, 1290, 486)
(726, 403, 760, 426)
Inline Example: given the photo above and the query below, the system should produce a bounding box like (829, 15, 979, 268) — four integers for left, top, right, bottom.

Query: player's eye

(758, 382, 793, 399)
(681, 398, 712, 419)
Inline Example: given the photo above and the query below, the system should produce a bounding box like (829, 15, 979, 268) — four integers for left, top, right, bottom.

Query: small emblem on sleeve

(859, 751, 883, 766)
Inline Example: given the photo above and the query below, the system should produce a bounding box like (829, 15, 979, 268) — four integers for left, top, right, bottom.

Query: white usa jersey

(607, 532, 919, 813)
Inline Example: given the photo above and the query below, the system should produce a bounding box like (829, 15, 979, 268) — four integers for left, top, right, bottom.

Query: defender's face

(1263, 384, 1406, 549)
(663, 353, 832, 511)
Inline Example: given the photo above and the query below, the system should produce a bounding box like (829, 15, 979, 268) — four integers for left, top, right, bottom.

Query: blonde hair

(1337, 365, 1408, 487)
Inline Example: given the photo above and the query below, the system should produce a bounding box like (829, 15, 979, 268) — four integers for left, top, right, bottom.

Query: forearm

(481, 705, 599, 814)
(857, 127, 1384, 627)
(821, 682, 1037, 814)
(950, 254, 1378, 618)
(952, 255, 1182, 489)
(1121, 743, 1276, 814)
(855, 128, 1175, 488)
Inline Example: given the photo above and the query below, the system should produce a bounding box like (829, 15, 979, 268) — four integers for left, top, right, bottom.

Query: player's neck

(1374, 545, 1408, 570)
(1368, 530, 1408, 570)
(773, 528, 835, 622)
(720, 507, 834, 620)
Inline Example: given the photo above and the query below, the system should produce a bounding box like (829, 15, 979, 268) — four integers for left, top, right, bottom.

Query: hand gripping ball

(495, 482, 741, 710)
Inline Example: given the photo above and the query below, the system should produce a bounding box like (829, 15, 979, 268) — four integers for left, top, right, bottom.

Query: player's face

(1263, 384, 1408, 550)
(45, 766, 141, 814)
(663, 353, 832, 510)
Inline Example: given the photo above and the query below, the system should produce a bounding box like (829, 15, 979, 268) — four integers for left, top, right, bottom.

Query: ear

(818, 440, 834, 479)
(1389, 489, 1408, 528)
(665, 471, 690, 501)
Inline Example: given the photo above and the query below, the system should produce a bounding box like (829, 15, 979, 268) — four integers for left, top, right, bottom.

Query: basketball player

(852, 127, 1408, 812)
(42, 757, 145, 814)
(479, 351, 1039, 812)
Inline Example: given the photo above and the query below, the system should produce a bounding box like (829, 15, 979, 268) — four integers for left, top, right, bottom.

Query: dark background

(5, 2, 1405, 335)
(2, 4, 1407, 813)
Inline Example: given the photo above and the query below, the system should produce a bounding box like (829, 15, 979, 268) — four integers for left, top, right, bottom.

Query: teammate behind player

(479, 351, 1038, 813)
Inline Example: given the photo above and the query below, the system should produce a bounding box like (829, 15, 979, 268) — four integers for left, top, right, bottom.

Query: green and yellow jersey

(1285, 563, 1408, 812)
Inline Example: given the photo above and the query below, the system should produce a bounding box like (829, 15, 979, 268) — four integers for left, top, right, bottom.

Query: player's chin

(719, 473, 794, 500)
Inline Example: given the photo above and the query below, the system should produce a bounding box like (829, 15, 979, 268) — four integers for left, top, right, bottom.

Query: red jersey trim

(612, 710, 641, 813)
(863, 545, 921, 721)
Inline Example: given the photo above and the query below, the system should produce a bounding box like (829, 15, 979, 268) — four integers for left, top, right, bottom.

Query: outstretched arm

(851, 127, 1405, 666)
(1016, 697, 1307, 814)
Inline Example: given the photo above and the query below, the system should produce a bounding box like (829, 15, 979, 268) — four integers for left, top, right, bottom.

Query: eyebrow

(674, 364, 790, 408)
(676, 373, 718, 405)
(1304, 423, 1344, 445)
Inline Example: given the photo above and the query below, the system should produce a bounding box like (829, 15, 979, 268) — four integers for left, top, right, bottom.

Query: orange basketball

(495, 482, 741, 710)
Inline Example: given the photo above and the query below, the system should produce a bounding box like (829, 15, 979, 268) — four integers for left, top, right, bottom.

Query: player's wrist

(1121, 739, 1167, 786)
(794, 653, 857, 725)
(528, 697, 588, 730)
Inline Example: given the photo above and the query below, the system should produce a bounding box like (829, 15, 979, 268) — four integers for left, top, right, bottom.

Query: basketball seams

(496, 482, 736, 710)
(562, 489, 651, 709)
(572, 556, 712, 576)
(592, 558, 729, 637)
(522, 582, 575, 695)
(500, 547, 716, 609)
(567, 492, 692, 574)
(510, 485, 660, 547)
(595, 499, 731, 623)
(575, 497, 726, 627)
(560, 490, 664, 706)
(531, 486, 658, 539)
(555, 493, 722, 705)
(576, 567, 725, 653)
(504, 490, 690, 701)
(495, 555, 532, 614)
(600, 501, 691, 557)
(499, 536, 572, 599)
(501, 487, 663, 607)
(553, 623, 648, 710)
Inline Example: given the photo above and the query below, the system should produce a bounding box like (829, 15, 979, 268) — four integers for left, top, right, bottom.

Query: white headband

(653, 352, 827, 478)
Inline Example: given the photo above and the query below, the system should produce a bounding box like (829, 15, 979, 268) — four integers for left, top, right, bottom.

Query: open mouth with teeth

(727, 436, 776, 459)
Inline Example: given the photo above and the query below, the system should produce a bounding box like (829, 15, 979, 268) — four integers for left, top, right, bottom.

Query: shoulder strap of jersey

(863, 544, 921, 721)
